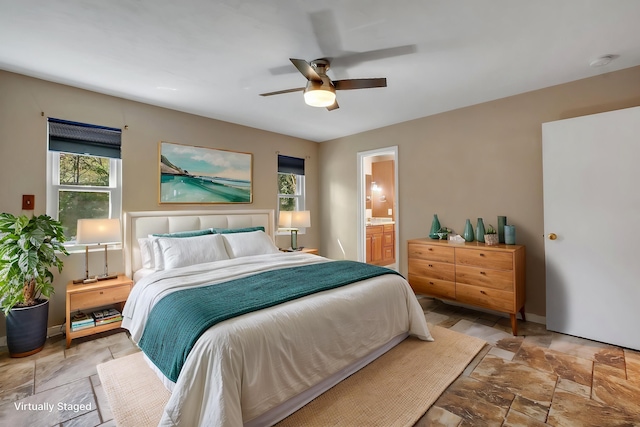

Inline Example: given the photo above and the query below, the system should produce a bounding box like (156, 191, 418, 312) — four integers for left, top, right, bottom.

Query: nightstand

(280, 247, 319, 255)
(65, 275, 133, 348)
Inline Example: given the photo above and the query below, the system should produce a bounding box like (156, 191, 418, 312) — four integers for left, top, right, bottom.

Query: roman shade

(278, 155, 304, 175)
(48, 118, 122, 159)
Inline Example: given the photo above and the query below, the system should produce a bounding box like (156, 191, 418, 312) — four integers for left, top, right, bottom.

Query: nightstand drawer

(70, 284, 131, 311)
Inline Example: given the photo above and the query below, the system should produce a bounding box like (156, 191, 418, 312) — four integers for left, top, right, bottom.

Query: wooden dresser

(407, 238, 526, 335)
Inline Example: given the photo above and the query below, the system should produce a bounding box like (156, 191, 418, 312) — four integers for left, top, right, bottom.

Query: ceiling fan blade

(333, 78, 387, 90)
(332, 45, 417, 69)
(309, 9, 342, 59)
(259, 87, 305, 97)
(326, 100, 339, 111)
(290, 58, 322, 82)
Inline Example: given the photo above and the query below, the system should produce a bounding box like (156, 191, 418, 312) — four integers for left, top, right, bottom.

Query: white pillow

(138, 238, 155, 269)
(148, 235, 164, 271)
(157, 233, 229, 270)
(221, 230, 280, 258)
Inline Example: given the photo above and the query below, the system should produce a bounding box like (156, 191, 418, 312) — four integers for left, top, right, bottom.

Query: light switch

(388, 208, 392, 215)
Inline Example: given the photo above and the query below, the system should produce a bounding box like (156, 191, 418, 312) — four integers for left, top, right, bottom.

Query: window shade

(278, 155, 305, 175)
(48, 118, 122, 159)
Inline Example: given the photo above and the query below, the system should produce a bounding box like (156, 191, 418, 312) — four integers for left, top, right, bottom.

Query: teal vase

(429, 214, 441, 239)
(463, 219, 474, 242)
(476, 218, 485, 243)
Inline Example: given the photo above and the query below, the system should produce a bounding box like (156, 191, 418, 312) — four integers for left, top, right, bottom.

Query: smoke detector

(589, 55, 619, 68)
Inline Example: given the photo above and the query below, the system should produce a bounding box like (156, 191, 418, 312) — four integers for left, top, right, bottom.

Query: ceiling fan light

(303, 82, 336, 107)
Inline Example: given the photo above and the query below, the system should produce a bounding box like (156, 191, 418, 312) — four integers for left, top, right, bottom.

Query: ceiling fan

(259, 58, 387, 111)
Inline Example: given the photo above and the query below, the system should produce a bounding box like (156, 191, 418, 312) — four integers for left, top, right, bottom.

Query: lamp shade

(278, 211, 311, 229)
(76, 218, 121, 244)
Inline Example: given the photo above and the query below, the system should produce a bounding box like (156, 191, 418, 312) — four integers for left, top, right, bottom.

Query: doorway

(357, 146, 399, 270)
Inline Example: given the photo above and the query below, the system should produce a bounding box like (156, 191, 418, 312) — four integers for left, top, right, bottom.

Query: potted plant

(484, 224, 499, 246)
(0, 213, 68, 357)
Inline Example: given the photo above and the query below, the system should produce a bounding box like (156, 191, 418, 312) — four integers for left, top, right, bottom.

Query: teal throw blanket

(138, 260, 401, 382)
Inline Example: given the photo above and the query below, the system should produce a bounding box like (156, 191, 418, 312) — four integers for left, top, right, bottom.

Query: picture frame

(159, 141, 253, 204)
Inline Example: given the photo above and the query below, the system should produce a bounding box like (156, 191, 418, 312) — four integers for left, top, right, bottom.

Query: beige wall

(318, 65, 640, 317)
(0, 70, 319, 336)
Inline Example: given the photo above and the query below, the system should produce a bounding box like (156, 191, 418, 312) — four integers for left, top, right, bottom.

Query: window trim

(46, 151, 122, 250)
(276, 172, 306, 236)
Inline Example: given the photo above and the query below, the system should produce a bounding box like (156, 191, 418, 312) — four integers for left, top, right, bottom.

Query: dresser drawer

(456, 283, 515, 313)
(408, 275, 456, 299)
(456, 248, 513, 271)
(409, 258, 455, 282)
(456, 265, 514, 291)
(408, 242, 455, 263)
(70, 284, 131, 311)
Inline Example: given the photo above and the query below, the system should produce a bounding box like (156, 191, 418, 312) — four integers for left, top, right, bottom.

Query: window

(277, 155, 305, 233)
(46, 118, 122, 245)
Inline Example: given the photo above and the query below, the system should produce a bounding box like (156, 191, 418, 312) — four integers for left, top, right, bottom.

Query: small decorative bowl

(436, 232, 449, 240)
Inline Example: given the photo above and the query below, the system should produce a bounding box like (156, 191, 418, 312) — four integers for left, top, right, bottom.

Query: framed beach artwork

(159, 141, 253, 204)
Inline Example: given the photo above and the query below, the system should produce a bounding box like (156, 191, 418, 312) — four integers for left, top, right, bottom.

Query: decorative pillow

(221, 230, 280, 258)
(138, 238, 154, 269)
(152, 229, 214, 238)
(157, 234, 229, 270)
(211, 226, 265, 234)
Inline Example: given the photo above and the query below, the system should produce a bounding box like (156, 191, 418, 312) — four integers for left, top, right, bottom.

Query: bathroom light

(303, 81, 336, 107)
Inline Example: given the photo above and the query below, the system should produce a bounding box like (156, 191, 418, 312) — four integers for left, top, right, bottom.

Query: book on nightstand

(92, 308, 122, 325)
(71, 312, 95, 331)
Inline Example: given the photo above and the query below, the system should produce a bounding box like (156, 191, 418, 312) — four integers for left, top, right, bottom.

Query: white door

(542, 106, 640, 351)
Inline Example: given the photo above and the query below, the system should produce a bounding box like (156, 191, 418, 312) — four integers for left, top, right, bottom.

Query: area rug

(97, 325, 485, 427)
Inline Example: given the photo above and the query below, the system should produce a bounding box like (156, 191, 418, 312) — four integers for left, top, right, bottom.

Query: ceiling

(1, 1, 640, 143)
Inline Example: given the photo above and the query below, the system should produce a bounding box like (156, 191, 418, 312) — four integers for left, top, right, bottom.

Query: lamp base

(97, 274, 118, 281)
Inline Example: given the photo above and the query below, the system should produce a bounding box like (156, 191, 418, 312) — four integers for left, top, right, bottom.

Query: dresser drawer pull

(479, 253, 485, 257)
(428, 264, 433, 267)
(480, 271, 486, 275)
(480, 290, 487, 295)
(428, 248, 433, 251)
(429, 281, 434, 285)
(100, 291, 104, 294)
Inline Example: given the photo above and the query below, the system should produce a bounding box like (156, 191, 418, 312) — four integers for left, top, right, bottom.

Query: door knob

(548, 233, 557, 240)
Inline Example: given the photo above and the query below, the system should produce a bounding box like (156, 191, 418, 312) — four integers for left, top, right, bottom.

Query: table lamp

(74, 218, 121, 284)
(278, 210, 310, 250)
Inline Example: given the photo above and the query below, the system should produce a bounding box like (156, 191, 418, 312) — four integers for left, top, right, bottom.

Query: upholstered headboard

(124, 209, 275, 277)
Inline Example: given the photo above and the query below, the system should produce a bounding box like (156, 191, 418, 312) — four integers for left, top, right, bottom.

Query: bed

(121, 209, 432, 427)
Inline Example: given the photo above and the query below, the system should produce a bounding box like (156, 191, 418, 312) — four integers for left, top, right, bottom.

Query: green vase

(429, 214, 441, 239)
(476, 218, 485, 243)
(463, 219, 474, 242)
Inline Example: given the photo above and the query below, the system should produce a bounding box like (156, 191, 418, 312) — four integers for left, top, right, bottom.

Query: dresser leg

(510, 314, 518, 336)
(519, 306, 526, 323)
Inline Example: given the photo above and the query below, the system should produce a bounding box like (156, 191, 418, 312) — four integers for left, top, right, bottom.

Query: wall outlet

(388, 209, 392, 215)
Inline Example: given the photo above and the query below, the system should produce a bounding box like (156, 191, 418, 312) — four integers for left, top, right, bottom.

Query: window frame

(277, 172, 306, 235)
(46, 151, 122, 250)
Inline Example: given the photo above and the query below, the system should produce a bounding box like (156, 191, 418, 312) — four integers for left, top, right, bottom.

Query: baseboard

(0, 324, 65, 349)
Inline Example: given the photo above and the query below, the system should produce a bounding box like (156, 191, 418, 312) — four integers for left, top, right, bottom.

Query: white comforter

(122, 252, 432, 427)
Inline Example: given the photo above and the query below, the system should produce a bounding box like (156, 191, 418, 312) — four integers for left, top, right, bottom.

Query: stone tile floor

(1, 297, 639, 426)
